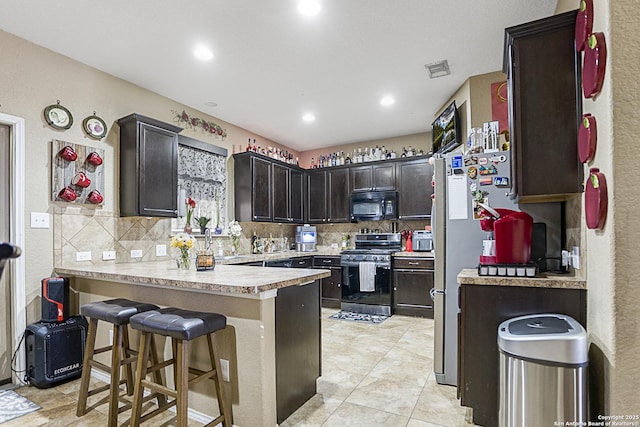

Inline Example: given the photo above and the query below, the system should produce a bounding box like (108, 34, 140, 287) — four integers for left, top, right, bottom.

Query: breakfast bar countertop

(457, 268, 586, 290)
(55, 261, 330, 295)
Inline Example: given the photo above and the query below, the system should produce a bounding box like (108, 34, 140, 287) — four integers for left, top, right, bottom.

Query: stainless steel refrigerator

(432, 152, 518, 386)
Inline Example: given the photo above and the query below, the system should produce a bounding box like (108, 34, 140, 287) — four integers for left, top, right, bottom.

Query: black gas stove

(339, 233, 401, 316)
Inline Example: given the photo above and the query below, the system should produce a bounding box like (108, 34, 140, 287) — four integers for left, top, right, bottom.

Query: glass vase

(175, 250, 192, 270)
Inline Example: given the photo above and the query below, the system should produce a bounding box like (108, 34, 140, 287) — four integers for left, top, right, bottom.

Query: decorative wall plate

(583, 32, 607, 99)
(43, 101, 73, 130)
(578, 114, 597, 163)
(585, 167, 608, 230)
(82, 113, 107, 140)
(575, 0, 593, 52)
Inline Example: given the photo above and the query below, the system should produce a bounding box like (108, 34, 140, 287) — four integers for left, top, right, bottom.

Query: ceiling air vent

(425, 60, 450, 79)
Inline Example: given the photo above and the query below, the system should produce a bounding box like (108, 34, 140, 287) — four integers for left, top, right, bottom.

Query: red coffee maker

(478, 204, 533, 265)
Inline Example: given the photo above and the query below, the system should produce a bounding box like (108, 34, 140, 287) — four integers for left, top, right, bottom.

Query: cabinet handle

(337, 283, 341, 287)
(408, 261, 420, 266)
(322, 259, 332, 263)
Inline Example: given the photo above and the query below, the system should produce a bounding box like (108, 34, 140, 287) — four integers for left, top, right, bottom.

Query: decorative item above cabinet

(117, 113, 182, 217)
(503, 10, 583, 202)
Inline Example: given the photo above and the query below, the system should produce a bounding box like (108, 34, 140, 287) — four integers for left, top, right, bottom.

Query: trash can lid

(498, 313, 587, 365)
(508, 315, 571, 335)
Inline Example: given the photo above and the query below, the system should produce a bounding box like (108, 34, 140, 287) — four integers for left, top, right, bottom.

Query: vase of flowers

(195, 216, 211, 235)
(227, 220, 243, 255)
(184, 197, 196, 234)
(171, 232, 195, 270)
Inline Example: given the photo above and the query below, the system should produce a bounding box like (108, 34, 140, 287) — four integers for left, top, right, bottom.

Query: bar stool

(129, 307, 232, 427)
(76, 298, 161, 426)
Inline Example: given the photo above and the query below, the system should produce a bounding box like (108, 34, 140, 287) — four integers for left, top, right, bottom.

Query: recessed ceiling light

(204, 101, 218, 107)
(193, 45, 214, 61)
(380, 96, 395, 106)
(298, 0, 321, 16)
(302, 113, 316, 122)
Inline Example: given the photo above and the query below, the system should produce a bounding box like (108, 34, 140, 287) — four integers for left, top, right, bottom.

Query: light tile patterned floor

(7, 308, 475, 426)
(279, 308, 476, 427)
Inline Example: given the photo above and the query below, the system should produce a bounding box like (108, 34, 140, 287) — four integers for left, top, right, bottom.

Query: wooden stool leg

(107, 324, 124, 427)
(175, 339, 190, 427)
(130, 331, 151, 427)
(208, 333, 232, 427)
(148, 334, 167, 407)
(122, 325, 134, 395)
(76, 318, 98, 417)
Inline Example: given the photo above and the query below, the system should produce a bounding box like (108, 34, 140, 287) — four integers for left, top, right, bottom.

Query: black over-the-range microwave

(350, 191, 398, 221)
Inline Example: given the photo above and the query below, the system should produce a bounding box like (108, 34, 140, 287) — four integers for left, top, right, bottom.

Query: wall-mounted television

(431, 101, 461, 155)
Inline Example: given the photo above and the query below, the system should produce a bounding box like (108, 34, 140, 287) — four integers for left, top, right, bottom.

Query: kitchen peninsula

(55, 261, 331, 427)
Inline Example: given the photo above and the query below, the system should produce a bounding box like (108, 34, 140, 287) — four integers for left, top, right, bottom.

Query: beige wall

(554, 0, 640, 415)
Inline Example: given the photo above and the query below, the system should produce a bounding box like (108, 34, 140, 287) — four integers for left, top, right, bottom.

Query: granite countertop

(215, 247, 343, 265)
(457, 268, 586, 290)
(393, 251, 434, 259)
(55, 261, 331, 295)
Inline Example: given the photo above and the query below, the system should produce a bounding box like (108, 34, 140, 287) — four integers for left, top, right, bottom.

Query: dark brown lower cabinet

(459, 283, 586, 427)
(313, 256, 342, 308)
(275, 280, 321, 424)
(392, 257, 434, 318)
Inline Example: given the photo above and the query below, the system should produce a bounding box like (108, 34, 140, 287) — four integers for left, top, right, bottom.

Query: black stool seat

(130, 307, 226, 341)
(81, 298, 159, 325)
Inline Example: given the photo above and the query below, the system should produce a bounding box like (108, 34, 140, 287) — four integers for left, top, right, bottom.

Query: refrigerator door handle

(430, 288, 445, 301)
(433, 291, 445, 376)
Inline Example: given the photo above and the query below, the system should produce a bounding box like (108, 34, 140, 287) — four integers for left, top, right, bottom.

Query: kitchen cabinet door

(118, 114, 182, 217)
(289, 169, 304, 223)
(251, 156, 272, 222)
(397, 159, 433, 219)
(393, 257, 434, 318)
(314, 256, 342, 308)
(504, 10, 583, 202)
(234, 153, 272, 222)
(327, 168, 350, 222)
(306, 171, 327, 223)
(351, 163, 396, 192)
(272, 163, 290, 223)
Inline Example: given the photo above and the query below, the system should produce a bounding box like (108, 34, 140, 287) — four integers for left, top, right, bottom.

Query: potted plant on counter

(184, 197, 196, 234)
(227, 220, 243, 255)
(195, 215, 211, 235)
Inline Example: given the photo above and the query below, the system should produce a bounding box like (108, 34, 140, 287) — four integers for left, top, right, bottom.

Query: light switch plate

(30, 212, 50, 229)
(76, 251, 91, 262)
(102, 251, 116, 261)
(130, 249, 143, 259)
(155, 244, 167, 257)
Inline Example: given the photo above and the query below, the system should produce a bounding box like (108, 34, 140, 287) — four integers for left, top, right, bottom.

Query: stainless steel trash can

(498, 314, 587, 427)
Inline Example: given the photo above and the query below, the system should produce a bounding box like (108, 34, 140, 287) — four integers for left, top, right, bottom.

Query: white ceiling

(0, 0, 557, 151)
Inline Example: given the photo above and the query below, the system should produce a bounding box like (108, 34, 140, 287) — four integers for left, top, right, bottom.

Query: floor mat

(329, 311, 388, 324)
(0, 390, 40, 424)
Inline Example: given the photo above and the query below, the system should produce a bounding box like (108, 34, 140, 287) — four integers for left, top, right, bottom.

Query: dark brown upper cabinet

(504, 10, 583, 202)
(396, 158, 433, 220)
(273, 163, 304, 223)
(234, 153, 273, 222)
(306, 168, 350, 224)
(350, 163, 396, 192)
(117, 114, 182, 217)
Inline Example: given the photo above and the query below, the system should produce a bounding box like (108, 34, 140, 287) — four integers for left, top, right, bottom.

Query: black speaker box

(41, 276, 70, 322)
(25, 315, 88, 388)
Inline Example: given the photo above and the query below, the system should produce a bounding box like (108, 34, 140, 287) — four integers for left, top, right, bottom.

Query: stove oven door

(341, 263, 392, 316)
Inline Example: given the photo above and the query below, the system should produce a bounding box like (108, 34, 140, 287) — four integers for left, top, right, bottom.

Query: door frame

(0, 113, 26, 384)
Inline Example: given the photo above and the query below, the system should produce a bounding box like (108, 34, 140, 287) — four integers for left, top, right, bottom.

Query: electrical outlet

(130, 249, 143, 259)
(102, 251, 116, 261)
(76, 251, 92, 262)
(30, 212, 50, 229)
(155, 244, 167, 257)
(220, 359, 230, 382)
(572, 246, 581, 269)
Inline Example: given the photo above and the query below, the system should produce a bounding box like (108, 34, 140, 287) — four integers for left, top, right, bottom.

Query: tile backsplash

(55, 206, 430, 266)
